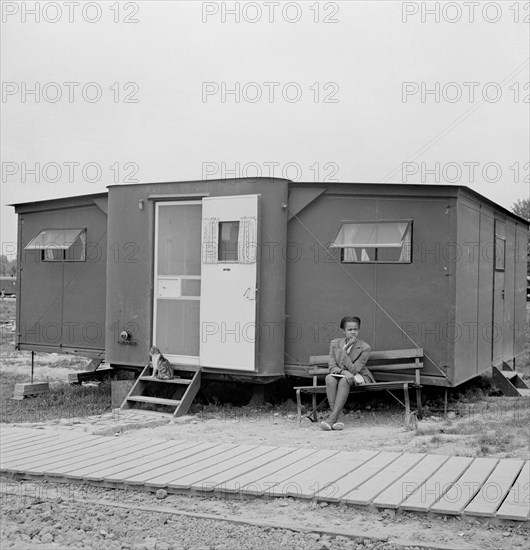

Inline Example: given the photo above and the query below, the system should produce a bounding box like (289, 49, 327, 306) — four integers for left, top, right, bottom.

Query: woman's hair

(340, 316, 361, 329)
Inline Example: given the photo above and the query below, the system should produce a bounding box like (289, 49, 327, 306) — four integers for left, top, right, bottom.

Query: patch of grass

(0, 296, 16, 323)
(415, 423, 442, 436)
(0, 369, 111, 424)
(474, 430, 515, 456)
(443, 421, 483, 435)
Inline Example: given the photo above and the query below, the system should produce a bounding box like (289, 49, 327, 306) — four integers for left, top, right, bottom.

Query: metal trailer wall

(453, 195, 496, 385)
(513, 223, 528, 361)
(285, 184, 457, 386)
(15, 196, 108, 356)
(105, 178, 288, 377)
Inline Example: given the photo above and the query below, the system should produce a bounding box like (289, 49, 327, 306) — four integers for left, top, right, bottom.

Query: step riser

(492, 366, 530, 398)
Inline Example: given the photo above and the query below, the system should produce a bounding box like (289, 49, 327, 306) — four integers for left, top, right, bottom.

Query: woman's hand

(343, 371, 355, 385)
(330, 366, 342, 375)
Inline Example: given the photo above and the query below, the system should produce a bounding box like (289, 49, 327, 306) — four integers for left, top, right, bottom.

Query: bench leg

(296, 389, 302, 423)
(312, 393, 318, 423)
(403, 383, 411, 427)
(416, 386, 422, 416)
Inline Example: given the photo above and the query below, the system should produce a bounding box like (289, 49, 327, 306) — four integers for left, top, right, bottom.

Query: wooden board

(372, 454, 449, 508)
(82, 440, 184, 481)
(2, 436, 108, 472)
(196, 447, 296, 492)
(13, 382, 49, 399)
(109, 442, 215, 484)
(430, 457, 499, 515)
(280, 449, 378, 500)
(175, 446, 278, 490)
(126, 443, 239, 487)
(1, 435, 106, 470)
(496, 461, 530, 521)
(18, 438, 148, 475)
(217, 448, 318, 494)
(464, 459, 525, 517)
(400, 456, 473, 512)
(165, 445, 260, 490)
(1, 432, 89, 457)
(342, 453, 425, 505)
(332, 452, 402, 501)
(43, 439, 172, 479)
(0, 430, 52, 445)
(1, 432, 61, 451)
(240, 449, 339, 497)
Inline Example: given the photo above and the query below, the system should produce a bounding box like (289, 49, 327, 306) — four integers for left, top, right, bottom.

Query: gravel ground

(1, 478, 528, 550)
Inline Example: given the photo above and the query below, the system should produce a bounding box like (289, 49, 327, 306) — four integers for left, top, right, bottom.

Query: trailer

(12, 178, 529, 406)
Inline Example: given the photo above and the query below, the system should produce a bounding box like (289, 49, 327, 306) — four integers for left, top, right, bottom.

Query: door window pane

(157, 205, 202, 276)
(218, 221, 239, 262)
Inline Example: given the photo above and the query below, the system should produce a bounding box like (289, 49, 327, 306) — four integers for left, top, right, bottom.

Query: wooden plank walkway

(1, 426, 528, 523)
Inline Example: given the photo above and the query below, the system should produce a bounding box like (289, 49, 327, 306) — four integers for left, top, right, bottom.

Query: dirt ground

(1, 296, 529, 549)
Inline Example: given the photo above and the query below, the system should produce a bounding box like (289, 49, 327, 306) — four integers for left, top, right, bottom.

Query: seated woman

(321, 316, 375, 431)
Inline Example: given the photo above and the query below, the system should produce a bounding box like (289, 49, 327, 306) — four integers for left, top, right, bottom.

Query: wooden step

(127, 409, 174, 418)
(120, 365, 201, 417)
(126, 396, 181, 407)
(139, 376, 191, 385)
(492, 366, 528, 397)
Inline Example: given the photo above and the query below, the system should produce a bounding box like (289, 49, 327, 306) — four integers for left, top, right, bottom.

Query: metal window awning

(24, 229, 85, 250)
(330, 221, 411, 248)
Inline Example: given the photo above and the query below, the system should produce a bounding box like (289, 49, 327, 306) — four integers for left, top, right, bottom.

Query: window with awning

(330, 220, 412, 263)
(25, 228, 86, 262)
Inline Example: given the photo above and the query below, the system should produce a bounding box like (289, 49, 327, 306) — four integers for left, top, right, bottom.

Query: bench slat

(295, 381, 413, 393)
(369, 349, 423, 360)
(308, 364, 421, 376)
(368, 363, 421, 372)
(309, 348, 423, 365)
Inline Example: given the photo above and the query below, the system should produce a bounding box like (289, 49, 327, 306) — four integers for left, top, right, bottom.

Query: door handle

(243, 287, 257, 300)
(501, 289, 505, 300)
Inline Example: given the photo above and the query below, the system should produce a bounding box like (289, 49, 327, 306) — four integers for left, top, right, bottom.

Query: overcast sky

(1, 0, 529, 256)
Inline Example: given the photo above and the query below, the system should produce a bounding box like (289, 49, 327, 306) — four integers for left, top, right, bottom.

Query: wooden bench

(293, 348, 423, 426)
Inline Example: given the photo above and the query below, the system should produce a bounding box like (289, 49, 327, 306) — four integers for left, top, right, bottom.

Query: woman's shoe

(320, 421, 332, 431)
(332, 422, 344, 431)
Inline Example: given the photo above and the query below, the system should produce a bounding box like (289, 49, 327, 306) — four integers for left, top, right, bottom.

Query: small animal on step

(149, 346, 174, 380)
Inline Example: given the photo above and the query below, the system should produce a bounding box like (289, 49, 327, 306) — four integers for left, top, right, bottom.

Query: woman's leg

(325, 375, 338, 411)
(328, 378, 350, 425)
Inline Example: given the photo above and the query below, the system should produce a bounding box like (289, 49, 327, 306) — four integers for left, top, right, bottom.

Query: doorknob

(243, 287, 257, 300)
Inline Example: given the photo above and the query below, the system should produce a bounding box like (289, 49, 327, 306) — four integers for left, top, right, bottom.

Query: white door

(199, 195, 260, 370)
(153, 201, 202, 364)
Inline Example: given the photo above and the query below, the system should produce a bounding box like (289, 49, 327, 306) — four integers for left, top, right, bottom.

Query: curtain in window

(238, 216, 257, 264)
(339, 224, 360, 262)
(202, 217, 219, 264)
(333, 221, 412, 263)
